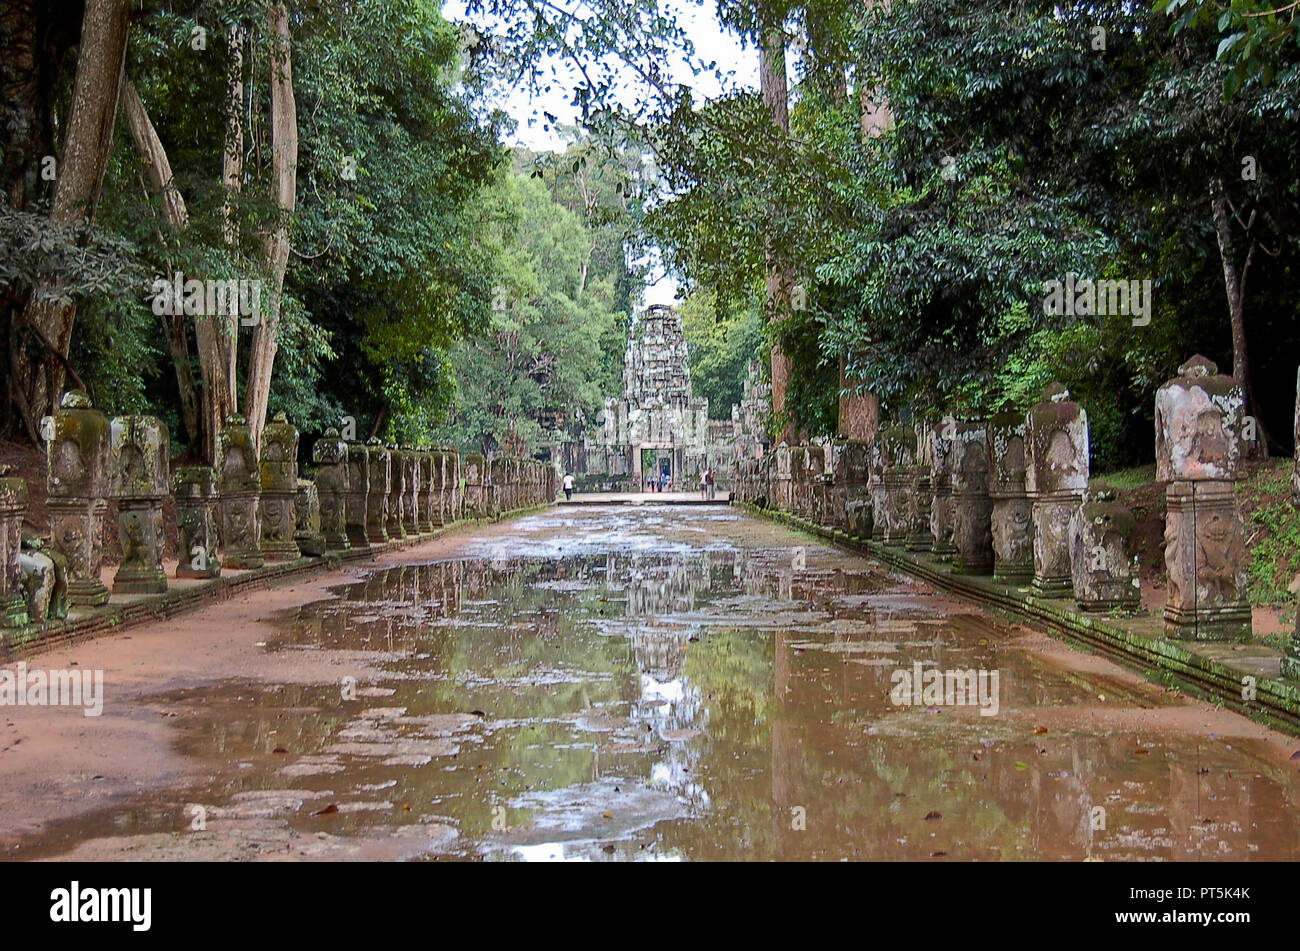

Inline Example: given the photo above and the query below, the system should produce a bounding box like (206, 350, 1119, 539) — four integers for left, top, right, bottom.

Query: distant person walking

(563, 472, 575, 500)
(703, 467, 715, 501)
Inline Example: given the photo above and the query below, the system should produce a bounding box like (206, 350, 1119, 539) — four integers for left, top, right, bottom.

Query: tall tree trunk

(122, 77, 202, 448)
(244, 2, 297, 450)
(1209, 177, 1269, 458)
(1293, 365, 1299, 503)
(14, 0, 129, 425)
(193, 24, 245, 463)
(760, 18, 796, 445)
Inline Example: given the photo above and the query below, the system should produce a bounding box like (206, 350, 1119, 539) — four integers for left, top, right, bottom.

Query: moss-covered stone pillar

(386, 446, 408, 540)
(365, 439, 391, 544)
(1155, 356, 1251, 640)
(0, 469, 30, 627)
(312, 428, 350, 551)
(259, 413, 299, 560)
(218, 414, 263, 569)
(174, 466, 219, 579)
(1026, 384, 1089, 597)
(463, 452, 485, 518)
(950, 420, 994, 574)
(989, 410, 1034, 583)
(417, 450, 436, 533)
(880, 424, 917, 547)
(295, 479, 327, 556)
(46, 390, 111, 605)
(1070, 489, 1140, 612)
(109, 415, 169, 594)
(344, 441, 371, 550)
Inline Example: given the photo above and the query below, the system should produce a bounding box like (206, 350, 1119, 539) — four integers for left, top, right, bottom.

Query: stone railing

(0, 392, 559, 634)
(733, 356, 1296, 673)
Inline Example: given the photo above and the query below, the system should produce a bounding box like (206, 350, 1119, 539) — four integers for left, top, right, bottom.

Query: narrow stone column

(344, 441, 371, 550)
(217, 414, 264, 569)
(447, 450, 462, 522)
(0, 469, 30, 627)
(879, 425, 916, 546)
(1288, 372, 1300, 678)
(925, 418, 955, 558)
(775, 444, 793, 513)
(463, 452, 485, 518)
(988, 410, 1034, 583)
(294, 479, 327, 556)
(109, 415, 169, 594)
(806, 445, 826, 522)
(312, 429, 350, 551)
(46, 390, 111, 605)
(259, 413, 300, 560)
(1070, 489, 1140, 612)
(417, 450, 436, 533)
(174, 467, 219, 578)
(1155, 356, 1251, 640)
(869, 436, 887, 542)
(907, 420, 933, 551)
(386, 446, 408, 540)
(427, 450, 447, 527)
(401, 447, 420, 535)
(365, 439, 391, 544)
(1026, 384, 1089, 596)
(950, 420, 994, 574)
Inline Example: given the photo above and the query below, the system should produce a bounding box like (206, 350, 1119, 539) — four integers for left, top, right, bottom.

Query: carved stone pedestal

(1026, 384, 1089, 597)
(345, 442, 371, 550)
(175, 467, 220, 579)
(950, 421, 993, 575)
(110, 415, 169, 594)
(259, 413, 300, 560)
(47, 390, 110, 606)
(0, 472, 29, 626)
(313, 429, 349, 551)
(1070, 490, 1140, 612)
(219, 415, 263, 570)
(366, 440, 391, 544)
(1163, 481, 1250, 638)
(989, 411, 1033, 583)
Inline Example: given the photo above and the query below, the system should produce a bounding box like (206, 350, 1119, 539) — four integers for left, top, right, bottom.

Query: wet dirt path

(3, 504, 1298, 861)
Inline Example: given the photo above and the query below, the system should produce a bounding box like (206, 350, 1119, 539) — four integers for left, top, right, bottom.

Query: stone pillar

(950, 420, 993, 574)
(312, 429, 349, 551)
(463, 452, 485, 518)
(489, 456, 508, 516)
(427, 450, 447, 527)
(1025, 384, 1089, 597)
(806, 446, 826, 522)
(386, 446, 408, 540)
(0, 469, 29, 627)
(879, 424, 916, 546)
(417, 450, 436, 533)
(217, 414, 264, 569)
(46, 390, 111, 605)
(1070, 489, 1140, 612)
(907, 420, 933, 551)
(365, 440, 391, 543)
(259, 413, 299, 560)
(344, 442, 371, 550)
(404, 448, 421, 534)
(926, 418, 956, 558)
(988, 410, 1034, 583)
(295, 479, 327, 556)
(775, 445, 793, 514)
(1155, 356, 1251, 640)
(109, 415, 169, 594)
(448, 450, 462, 522)
(174, 467, 220, 579)
(869, 436, 886, 542)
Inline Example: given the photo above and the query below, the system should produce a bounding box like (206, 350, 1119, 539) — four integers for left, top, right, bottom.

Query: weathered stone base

(66, 577, 111, 607)
(0, 592, 28, 628)
(1164, 604, 1253, 641)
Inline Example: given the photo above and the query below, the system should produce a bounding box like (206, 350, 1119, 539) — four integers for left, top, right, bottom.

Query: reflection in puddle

(14, 505, 1300, 860)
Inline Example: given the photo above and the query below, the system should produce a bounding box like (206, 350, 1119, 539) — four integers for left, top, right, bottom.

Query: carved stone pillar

(174, 467, 220, 579)
(386, 446, 408, 540)
(344, 442, 371, 550)
(0, 470, 29, 626)
(312, 428, 350, 551)
(218, 414, 264, 570)
(463, 452, 485, 518)
(447, 450, 462, 522)
(417, 450, 436, 533)
(259, 413, 299, 560)
(365, 440, 392, 544)
(869, 436, 886, 542)
(295, 479, 327, 556)
(879, 425, 916, 547)
(950, 420, 993, 574)
(400, 448, 420, 535)
(1155, 356, 1251, 640)
(46, 390, 111, 605)
(926, 418, 955, 558)
(1070, 489, 1140, 612)
(1026, 384, 1089, 597)
(988, 410, 1034, 583)
(109, 415, 169, 594)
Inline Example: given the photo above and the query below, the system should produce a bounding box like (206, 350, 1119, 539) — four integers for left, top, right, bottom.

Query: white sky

(444, 0, 760, 307)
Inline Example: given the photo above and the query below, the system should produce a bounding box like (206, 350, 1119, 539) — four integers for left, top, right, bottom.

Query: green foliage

(680, 290, 764, 418)
(1240, 464, 1300, 606)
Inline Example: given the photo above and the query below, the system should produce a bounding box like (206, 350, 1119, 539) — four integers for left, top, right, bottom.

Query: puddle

(10, 504, 1300, 861)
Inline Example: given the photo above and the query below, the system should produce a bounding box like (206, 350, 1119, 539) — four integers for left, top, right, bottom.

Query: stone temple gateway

(552, 304, 768, 490)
